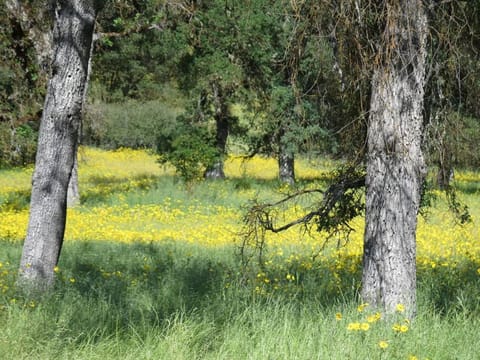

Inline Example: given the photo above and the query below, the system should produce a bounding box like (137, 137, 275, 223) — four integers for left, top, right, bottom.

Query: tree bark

(18, 0, 99, 292)
(6, 0, 83, 207)
(278, 144, 295, 185)
(361, 0, 428, 316)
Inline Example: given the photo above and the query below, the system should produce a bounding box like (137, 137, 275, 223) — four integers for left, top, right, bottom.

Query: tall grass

(1, 240, 480, 359)
(1, 147, 480, 359)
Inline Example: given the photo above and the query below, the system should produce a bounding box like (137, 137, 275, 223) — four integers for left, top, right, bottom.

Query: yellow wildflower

(357, 303, 369, 312)
(378, 340, 389, 349)
(367, 312, 382, 323)
(69, 277, 76, 283)
(347, 322, 361, 331)
(335, 312, 342, 321)
(395, 303, 406, 313)
(360, 322, 370, 331)
(392, 323, 409, 333)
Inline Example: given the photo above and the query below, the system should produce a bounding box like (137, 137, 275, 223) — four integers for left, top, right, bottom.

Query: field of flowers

(1, 147, 480, 359)
(1, 147, 480, 271)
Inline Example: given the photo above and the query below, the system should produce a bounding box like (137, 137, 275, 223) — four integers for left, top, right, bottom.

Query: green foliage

(92, 1, 340, 162)
(0, 190, 30, 212)
(0, 122, 38, 168)
(0, 5, 44, 167)
(93, 2, 185, 102)
(83, 98, 181, 149)
(157, 120, 219, 184)
(244, 84, 336, 158)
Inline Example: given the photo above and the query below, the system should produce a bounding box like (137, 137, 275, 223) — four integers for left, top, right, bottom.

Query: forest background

(2, 1, 480, 359)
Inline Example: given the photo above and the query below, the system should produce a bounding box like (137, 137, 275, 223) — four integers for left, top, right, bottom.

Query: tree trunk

(18, 0, 99, 292)
(278, 144, 295, 185)
(67, 156, 80, 207)
(361, 0, 428, 316)
(205, 81, 228, 180)
(6, 0, 84, 207)
(67, 27, 95, 208)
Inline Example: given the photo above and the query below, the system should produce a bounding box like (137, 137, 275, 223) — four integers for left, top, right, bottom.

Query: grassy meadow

(1, 147, 480, 359)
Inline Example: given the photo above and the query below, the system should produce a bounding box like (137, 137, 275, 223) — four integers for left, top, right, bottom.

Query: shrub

(0, 122, 38, 168)
(83, 99, 181, 149)
(157, 121, 219, 184)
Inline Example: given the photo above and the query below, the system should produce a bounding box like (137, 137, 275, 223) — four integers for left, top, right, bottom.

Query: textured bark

(18, 0, 99, 292)
(6, 1, 83, 207)
(361, 0, 428, 316)
(278, 145, 295, 185)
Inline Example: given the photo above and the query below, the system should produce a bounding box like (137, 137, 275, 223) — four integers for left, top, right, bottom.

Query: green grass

(2, 155, 480, 359)
(1, 238, 480, 359)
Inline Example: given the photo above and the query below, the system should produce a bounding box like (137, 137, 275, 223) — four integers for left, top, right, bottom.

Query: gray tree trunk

(18, 0, 99, 292)
(361, 0, 428, 316)
(67, 156, 80, 207)
(6, 0, 83, 207)
(67, 27, 95, 208)
(278, 145, 295, 185)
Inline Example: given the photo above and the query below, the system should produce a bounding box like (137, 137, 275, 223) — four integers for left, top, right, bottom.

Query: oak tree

(18, 0, 103, 292)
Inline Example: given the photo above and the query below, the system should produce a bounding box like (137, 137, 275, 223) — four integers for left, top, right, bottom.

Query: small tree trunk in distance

(278, 141, 295, 185)
(437, 162, 454, 190)
(361, 0, 428, 317)
(18, 0, 99, 293)
(204, 114, 228, 179)
(205, 81, 229, 180)
(67, 156, 80, 207)
(67, 28, 95, 208)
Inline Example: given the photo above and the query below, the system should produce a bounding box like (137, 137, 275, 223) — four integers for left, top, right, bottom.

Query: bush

(83, 99, 181, 149)
(157, 121, 219, 184)
(0, 122, 38, 168)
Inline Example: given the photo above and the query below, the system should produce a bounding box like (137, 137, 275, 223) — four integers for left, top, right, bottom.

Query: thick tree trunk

(278, 145, 295, 185)
(361, 0, 428, 316)
(7, 1, 83, 207)
(18, 0, 99, 292)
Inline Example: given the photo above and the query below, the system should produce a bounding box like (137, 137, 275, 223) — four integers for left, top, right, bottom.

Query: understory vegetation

(1, 147, 480, 359)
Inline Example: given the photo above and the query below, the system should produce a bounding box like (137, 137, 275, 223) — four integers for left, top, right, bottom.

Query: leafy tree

(157, 116, 219, 184)
(233, 0, 339, 183)
(241, 0, 433, 317)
